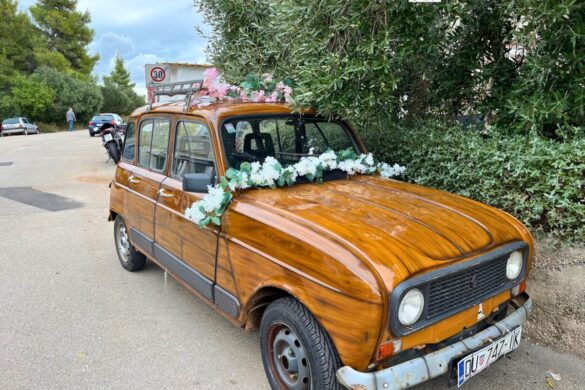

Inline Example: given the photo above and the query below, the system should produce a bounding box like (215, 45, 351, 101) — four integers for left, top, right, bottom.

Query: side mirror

(183, 172, 214, 193)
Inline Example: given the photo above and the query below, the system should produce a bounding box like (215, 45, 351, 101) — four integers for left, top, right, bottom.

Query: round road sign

(150, 66, 166, 83)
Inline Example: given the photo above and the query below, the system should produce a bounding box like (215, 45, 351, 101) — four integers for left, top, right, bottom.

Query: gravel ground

(524, 241, 585, 358)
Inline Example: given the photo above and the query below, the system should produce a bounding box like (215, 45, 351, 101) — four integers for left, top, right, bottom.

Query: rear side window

(122, 121, 136, 161)
(172, 121, 215, 179)
(138, 118, 170, 172)
(2, 118, 19, 125)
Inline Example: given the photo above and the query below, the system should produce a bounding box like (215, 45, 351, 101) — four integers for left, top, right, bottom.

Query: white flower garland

(185, 149, 406, 228)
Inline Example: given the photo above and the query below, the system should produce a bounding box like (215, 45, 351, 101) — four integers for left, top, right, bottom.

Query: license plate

(104, 133, 113, 142)
(456, 327, 522, 387)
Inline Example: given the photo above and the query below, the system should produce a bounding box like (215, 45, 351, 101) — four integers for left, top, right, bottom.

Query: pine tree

(102, 56, 145, 115)
(107, 55, 135, 92)
(29, 0, 99, 76)
(0, 0, 37, 80)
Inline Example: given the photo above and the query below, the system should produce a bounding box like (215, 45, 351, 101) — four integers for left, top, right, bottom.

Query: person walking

(66, 108, 76, 131)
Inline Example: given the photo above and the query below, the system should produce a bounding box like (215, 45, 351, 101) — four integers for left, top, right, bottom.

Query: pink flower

(240, 91, 249, 102)
(268, 91, 279, 102)
(252, 90, 266, 102)
(262, 73, 273, 83)
(216, 84, 229, 99)
(204, 67, 219, 82)
(283, 85, 293, 95)
(276, 81, 286, 91)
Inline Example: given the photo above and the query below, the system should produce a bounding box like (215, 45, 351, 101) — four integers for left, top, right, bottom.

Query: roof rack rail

(148, 79, 206, 112)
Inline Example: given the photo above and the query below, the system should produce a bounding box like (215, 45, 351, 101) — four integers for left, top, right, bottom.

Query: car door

(153, 118, 219, 302)
(22, 118, 32, 133)
(124, 116, 171, 258)
(24, 118, 38, 133)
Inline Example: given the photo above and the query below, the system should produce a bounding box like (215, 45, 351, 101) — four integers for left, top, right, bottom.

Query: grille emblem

(470, 273, 478, 288)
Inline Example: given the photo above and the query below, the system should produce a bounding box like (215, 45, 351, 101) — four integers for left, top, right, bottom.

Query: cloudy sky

(18, 0, 209, 96)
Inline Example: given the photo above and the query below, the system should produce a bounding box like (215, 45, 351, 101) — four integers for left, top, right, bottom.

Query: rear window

(2, 118, 20, 125)
(91, 115, 114, 121)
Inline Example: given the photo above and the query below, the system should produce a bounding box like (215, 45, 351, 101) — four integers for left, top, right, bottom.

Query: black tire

(260, 297, 342, 390)
(89, 132, 94, 137)
(106, 142, 121, 164)
(114, 216, 146, 272)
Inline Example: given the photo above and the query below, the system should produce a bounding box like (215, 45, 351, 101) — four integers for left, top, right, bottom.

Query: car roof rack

(149, 79, 206, 112)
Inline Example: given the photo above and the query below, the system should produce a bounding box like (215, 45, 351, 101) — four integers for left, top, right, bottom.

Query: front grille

(426, 255, 509, 319)
(389, 241, 527, 337)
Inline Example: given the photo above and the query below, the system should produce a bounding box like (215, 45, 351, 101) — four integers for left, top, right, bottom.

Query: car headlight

(398, 288, 425, 326)
(506, 251, 523, 280)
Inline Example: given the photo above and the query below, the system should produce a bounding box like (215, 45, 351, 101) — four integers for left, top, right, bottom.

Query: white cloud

(90, 31, 135, 56)
(127, 53, 163, 79)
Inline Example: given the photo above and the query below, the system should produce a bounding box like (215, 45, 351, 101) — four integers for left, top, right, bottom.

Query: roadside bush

(33, 66, 102, 124)
(370, 123, 585, 243)
(9, 74, 55, 119)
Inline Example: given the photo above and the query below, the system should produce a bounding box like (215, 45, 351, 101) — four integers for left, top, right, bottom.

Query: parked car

(88, 113, 125, 137)
(109, 101, 533, 390)
(1, 117, 40, 136)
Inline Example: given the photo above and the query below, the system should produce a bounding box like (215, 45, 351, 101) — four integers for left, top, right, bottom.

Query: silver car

(1, 117, 40, 136)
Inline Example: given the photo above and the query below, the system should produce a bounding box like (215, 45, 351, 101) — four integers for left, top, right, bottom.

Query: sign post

(145, 64, 170, 106)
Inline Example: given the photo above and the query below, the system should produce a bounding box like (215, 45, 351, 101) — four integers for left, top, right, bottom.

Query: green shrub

(369, 122, 585, 242)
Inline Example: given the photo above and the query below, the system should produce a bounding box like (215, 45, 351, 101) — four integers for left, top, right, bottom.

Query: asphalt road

(0, 130, 584, 390)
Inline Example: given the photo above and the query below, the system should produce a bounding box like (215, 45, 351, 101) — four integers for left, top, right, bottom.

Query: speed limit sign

(150, 67, 166, 82)
(146, 64, 169, 85)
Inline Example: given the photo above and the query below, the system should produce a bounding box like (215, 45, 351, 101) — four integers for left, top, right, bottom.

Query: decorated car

(108, 74, 533, 390)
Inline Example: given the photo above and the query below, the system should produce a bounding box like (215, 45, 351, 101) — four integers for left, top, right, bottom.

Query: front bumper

(337, 294, 532, 390)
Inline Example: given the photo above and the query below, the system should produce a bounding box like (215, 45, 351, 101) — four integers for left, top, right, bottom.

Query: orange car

(109, 99, 533, 389)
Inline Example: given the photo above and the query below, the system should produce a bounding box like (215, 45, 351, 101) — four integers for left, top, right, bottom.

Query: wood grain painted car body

(109, 101, 533, 371)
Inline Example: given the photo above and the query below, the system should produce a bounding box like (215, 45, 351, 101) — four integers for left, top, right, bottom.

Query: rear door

(153, 118, 219, 302)
(124, 116, 171, 257)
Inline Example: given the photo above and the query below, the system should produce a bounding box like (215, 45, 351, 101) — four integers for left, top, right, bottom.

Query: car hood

(234, 175, 529, 288)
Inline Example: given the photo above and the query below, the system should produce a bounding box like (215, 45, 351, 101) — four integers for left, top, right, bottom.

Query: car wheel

(114, 216, 146, 272)
(260, 297, 342, 390)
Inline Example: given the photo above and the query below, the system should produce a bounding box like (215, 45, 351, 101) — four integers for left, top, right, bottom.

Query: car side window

(122, 121, 136, 161)
(172, 121, 215, 179)
(138, 118, 170, 172)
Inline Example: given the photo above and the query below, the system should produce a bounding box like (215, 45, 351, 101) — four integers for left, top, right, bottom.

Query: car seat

(243, 133, 275, 160)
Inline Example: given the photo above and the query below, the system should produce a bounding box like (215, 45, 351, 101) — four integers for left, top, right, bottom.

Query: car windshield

(221, 115, 359, 168)
(2, 118, 20, 125)
(92, 115, 114, 121)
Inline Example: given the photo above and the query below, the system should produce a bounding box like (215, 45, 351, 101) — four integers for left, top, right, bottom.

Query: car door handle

(158, 189, 174, 198)
(128, 175, 141, 184)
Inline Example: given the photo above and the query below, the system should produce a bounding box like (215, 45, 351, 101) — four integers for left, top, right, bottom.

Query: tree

(29, 0, 99, 76)
(9, 74, 56, 118)
(196, 0, 585, 138)
(33, 66, 103, 123)
(100, 78, 131, 114)
(0, 0, 38, 91)
(107, 55, 134, 92)
(502, 0, 585, 138)
(102, 56, 145, 114)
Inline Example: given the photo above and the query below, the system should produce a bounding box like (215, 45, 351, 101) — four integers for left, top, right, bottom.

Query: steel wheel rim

(117, 224, 130, 263)
(268, 323, 311, 390)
